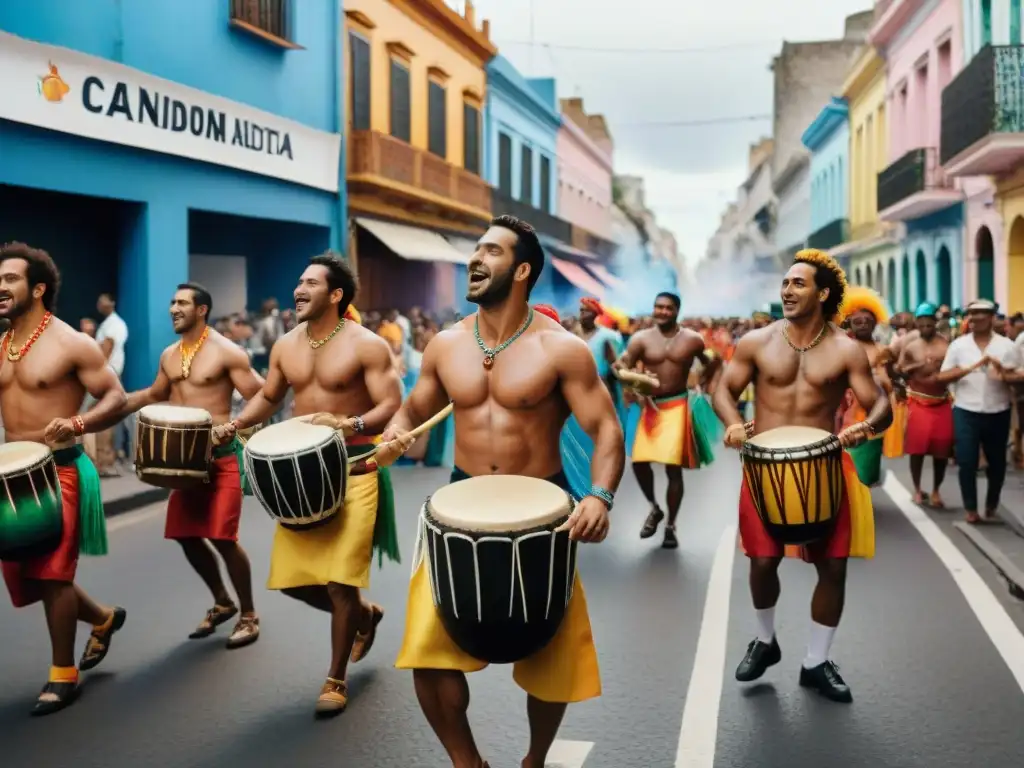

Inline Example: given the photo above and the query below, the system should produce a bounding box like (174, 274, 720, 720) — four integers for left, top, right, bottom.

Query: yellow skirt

(883, 398, 907, 459)
(395, 560, 601, 704)
(266, 470, 379, 591)
(633, 395, 698, 467)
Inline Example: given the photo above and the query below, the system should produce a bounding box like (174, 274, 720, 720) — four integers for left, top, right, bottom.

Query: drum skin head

(245, 420, 338, 456)
(429, 475, 570, 533)
(0, 441, 52, 472)
(747, 425, 833, 449)
(139, 404, 212, 424)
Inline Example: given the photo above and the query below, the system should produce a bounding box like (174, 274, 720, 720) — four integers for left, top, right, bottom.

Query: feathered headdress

(344, 306, 362, 325)
(793, 248, 849, 322)
(837, 285, 889, 325)
(580, 297, 604, 315)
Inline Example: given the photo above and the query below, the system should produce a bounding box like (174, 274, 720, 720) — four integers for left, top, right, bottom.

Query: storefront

(0, 31, 343, 389)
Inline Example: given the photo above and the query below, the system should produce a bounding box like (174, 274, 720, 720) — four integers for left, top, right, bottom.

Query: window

(389, 59, 411, 142)
(463, 103, 481, 175)
(982, 0, 992, 46)
(230, 0, 293, 44)
(498, 133, 513, 194)
(428, 81, 447, 158)
(539, 156, 552, 213)
(349, 32, 371, 131)
(1012, 0, 1021, 44)
(520, 146, 534, 203)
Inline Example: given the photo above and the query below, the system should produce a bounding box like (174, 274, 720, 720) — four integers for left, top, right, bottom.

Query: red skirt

(165, 453, 243, 541)
(903, 395, 953, 458)
(2, 463, 81, 608)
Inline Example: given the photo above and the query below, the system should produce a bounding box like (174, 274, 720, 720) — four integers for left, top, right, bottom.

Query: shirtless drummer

(712, 249, 892, 703)
(382, 215, 625, 768)
(119, 283, 264, 647)
(0, 242, 128, 715)
(613, 292, 717, 548)
(215, 252, 402, 715)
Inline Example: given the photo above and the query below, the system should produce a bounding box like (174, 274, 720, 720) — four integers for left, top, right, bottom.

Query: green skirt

(848, 436, 884, 487)
(53, 445, 107, 557)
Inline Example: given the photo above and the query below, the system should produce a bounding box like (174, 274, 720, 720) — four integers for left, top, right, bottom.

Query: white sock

(802, 621, 837, 669)
(754, 607, 775, 644)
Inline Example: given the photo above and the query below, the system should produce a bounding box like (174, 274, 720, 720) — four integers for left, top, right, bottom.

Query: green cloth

(349, 443, 400, 568)
(848, 436, 884, 487)
(688, 392, 721, 467)
(54, 445, 107, 557)
(214, 437, 252, 496)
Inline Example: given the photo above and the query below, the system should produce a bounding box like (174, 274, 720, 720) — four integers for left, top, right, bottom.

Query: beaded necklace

(1, 311, 53, 363)
(307, 318, 345, 349)
(179, 326, 211, 380)
(475, 308, 534, 369)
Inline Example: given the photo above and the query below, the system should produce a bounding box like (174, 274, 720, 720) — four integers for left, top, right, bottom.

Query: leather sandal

(315, 677, 348, 717)
(189, 603, 238, 639)
(350, 604, 384, 663)
(31, 681, 80, 717)
(79, 607, 127, 672)
(226, 615, 260, 649)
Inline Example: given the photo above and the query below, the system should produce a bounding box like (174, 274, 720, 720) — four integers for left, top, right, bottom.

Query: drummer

(0, 242, 129, 715)
(214, 253, 402, 716)
(612, 292, 718, 549)
(117, 283, 265, 647)
(380, 215, 625, 768)
(712, 248, 892, 703)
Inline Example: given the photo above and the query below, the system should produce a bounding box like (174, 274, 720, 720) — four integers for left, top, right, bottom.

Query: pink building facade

(556, 100, 614, 241)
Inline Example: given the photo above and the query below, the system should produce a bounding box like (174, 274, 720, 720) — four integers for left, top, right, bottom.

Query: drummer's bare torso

(275, 321, 381, 424)
(428, 313, 577, 476)
(159, 331, 251, 424)
(901, 334, 949, 398)
(628, 326, 704, 396)
(0, 317, 91, 442)
(744, 322, 862, 436)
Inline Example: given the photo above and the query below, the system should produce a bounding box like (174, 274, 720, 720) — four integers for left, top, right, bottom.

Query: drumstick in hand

(349, 403, 454, 465)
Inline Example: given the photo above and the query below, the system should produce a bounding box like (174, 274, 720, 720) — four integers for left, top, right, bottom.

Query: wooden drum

(0, 442, 63, 561)
(135, 404, 214, 490)
(740, 426, 843, 545)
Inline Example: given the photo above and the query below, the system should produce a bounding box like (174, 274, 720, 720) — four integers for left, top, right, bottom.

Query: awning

(541, 235, 596, 260)
(445, 236, 479, 260)
(356, 218, 469, 265)
(550, 256, 606, 297)
(583, 262, 625, 289)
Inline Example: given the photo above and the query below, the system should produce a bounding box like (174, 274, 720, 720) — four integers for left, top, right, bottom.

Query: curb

(954, 521, 1024, 601)
(104, 488, 170, 518)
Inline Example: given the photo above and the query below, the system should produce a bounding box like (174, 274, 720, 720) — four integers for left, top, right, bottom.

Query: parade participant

(835, 286, 892, 487)
(713, 248, 891, 704)
(385, 215, 624, 768)
(0, 242, 129, 715)
(613, 292, 718, 549)
(118, 283, 265, 647)
(896, 303, 954, 506)
(214, 252, 402, 715)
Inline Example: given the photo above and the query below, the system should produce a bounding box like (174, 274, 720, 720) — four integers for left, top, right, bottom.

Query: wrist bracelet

(588, 486, 614, 509)
(72, 416, 85, 436)
(352, 415, 366, 434)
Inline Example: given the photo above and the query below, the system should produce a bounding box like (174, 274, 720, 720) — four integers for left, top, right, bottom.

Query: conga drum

(135, 405, 214, 490)
(740, 426, 843, 545)
(243, 418, 348, 529)
(420, 475, 578, 664)
(0, 442, 63, 561)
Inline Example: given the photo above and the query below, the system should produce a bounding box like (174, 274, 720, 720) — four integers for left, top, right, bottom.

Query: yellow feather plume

(837, 285, 889, 325)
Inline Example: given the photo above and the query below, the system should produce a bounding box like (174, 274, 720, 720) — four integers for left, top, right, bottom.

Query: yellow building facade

(343, 0, 496, 309)
(996, 169, 1024, 313)
(838, 47, 902, 308)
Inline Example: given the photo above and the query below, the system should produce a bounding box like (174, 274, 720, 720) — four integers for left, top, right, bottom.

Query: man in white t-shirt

(937, 300, 1021, 522)
(95, 293, 129, 474)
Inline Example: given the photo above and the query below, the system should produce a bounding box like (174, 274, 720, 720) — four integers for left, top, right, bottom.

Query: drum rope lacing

(1, 311, 53, 362)
(474, 307, 534, 370)
(179, 326, 211, 379)
(781, 320, 830, 353)
(306, 318, 345, 349)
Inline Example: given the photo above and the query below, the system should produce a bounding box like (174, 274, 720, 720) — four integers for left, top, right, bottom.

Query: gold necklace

(3, 311, 53, 362)
(179, 326, 210, 379)
(307, 318, 345, 349)
(782, 320, 829, 353)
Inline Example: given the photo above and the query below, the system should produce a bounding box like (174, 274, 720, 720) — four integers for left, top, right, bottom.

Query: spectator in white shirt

(95, 293, 129, 474)
(938, 300, 1021, 523)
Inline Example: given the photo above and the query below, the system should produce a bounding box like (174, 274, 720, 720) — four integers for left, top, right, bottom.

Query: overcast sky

(460, 0, 873, 267)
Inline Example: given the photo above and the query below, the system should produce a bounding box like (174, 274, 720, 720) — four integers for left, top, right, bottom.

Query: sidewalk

(101, 472, 169, 516)
(884, 458, 1024, 601)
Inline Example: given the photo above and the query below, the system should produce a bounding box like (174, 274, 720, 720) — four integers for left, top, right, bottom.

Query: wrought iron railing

(876, 147, 948, 212)
(807, 218, 849, 250)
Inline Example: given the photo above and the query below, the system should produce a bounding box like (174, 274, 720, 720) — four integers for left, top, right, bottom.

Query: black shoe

(662, 527, 679, 549)
(735, 637, 781, 682)
(799, 660, 853, 703)
(640, 508, 664, 539)
(30, 681, 79, 716)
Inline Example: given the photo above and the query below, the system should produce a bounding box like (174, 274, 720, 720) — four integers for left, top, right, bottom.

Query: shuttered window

(498, 132, 513, 195)
(349, 32, 371, 131)
(520, 146, 533, 203)
(428, 81, 447, 158)
(540, 155, 552, 213)
(389, 59, 411, 142)
(463, 103, 482, 175)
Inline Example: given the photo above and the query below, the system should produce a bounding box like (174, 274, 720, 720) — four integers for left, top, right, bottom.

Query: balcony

(876, 147, 962, 222)
(807, 218, 849, 251)
(941, 45, 1024, 176)
(491, 189, 572, 242)
(347, 130, 491, 225)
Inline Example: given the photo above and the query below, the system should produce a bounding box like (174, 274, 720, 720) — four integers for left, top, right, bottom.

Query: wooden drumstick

(346, 402, 454, 465)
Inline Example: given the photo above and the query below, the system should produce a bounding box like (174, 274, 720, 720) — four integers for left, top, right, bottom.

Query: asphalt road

(1, 455, 1023, 768)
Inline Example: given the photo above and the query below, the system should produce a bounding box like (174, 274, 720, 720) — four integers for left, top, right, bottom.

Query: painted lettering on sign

(80, 76, 294, 160)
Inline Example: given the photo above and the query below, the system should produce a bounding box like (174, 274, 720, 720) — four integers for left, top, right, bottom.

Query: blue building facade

(0, 0, 345, 389)
(803, 97, 850, 238)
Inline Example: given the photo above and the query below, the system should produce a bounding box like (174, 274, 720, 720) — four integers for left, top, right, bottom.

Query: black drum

(243, 418, 349, 529)
(420, 475, 578, 664)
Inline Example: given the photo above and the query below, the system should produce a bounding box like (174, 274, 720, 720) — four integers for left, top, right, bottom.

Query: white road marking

(106, 505, 163, 532)
(882, 472, 1024, 693)
(674, 524, 737, 768)
(546, 739, 594, 767)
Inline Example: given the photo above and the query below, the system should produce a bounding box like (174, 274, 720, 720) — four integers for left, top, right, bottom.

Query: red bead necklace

(2, 311, 53, 362)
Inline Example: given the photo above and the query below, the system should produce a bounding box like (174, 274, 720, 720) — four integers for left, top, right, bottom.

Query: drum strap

(53, 446, 107, 557)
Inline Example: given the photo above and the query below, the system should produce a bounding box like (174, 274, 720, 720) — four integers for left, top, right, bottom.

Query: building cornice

(560, 114, 613, 173)
(389, 0, 497, 68)
(487, 59, 561, 132)
(842, 46, 884, 101)
(801, 97, 849, 152)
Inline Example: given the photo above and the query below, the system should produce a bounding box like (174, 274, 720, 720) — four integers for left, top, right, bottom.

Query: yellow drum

(740, 426, 843, 545)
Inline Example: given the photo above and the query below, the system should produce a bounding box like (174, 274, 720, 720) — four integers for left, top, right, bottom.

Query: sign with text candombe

(0, 31, 342, 193)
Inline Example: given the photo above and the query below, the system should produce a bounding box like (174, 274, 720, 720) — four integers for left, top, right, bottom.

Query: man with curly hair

(712, 249, 892, 704)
